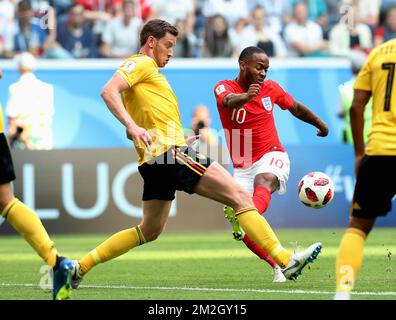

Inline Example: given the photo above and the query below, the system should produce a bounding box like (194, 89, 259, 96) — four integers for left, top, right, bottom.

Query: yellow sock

(336, 228, 366, 293)
(236, 208, 291, 268)
(1, 198, 58, 268)
(79, 225, 146, 275)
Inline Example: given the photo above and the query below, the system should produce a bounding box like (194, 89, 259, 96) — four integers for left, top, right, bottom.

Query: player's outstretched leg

(224, 205, 286, 282)
(335, 217, 374, 300)
(195, 162, 321, 279)
(0, 186, 74, 300)
(74, 200, 171, 288)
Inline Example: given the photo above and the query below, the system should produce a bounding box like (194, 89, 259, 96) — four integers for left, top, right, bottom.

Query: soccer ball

(298, 172, 334, 209)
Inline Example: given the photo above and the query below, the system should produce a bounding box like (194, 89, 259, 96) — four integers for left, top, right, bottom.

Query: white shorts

(233, 151, 290, 197)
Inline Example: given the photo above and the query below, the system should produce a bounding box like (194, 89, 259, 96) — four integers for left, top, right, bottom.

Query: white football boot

(71, 260, 84, 289)
(282, 242, 322, 280)
(272, 265, 287, 283)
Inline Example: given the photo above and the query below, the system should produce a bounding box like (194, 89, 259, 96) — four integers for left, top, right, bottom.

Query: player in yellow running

(69, 20, 322, 293)
(335, 39, 396, 300)
(0, 68, 74, 300)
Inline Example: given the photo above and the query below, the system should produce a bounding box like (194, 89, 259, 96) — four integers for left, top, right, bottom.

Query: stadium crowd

(0, 0, 395, 59)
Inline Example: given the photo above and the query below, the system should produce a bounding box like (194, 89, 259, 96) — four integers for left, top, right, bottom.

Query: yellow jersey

(117, 54, 186, 165)
(0, 106, 4, 134)
(354, 38, 396, 155)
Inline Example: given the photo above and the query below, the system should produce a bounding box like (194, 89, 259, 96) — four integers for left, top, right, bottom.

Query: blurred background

(1, 0, 396, 233)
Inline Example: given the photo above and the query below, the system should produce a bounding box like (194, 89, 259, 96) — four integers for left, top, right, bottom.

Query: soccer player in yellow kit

(335, 39, 396, 300)
(70, 19, 322, 293)
(0, 68, 74, 300)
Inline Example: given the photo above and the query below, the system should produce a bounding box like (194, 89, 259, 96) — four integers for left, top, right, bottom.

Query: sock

(1, 198, 58, 268)
(79, 225, 146, 275)
(236, 208, 291, 268)
(336, 228, 366, 293)
(252, 186, 271, 214)
(243, 234, 278, 268)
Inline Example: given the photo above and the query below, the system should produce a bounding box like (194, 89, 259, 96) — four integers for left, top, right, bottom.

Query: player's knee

(0, 194, 16, 215)
(230, 187, 254, 212)
(140, 224, 165, 242)
(254, 173, 278, 193)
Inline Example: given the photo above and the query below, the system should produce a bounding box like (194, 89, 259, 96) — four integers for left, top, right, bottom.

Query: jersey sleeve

(214, 81, 234, 107)
(354, 51, 375, 92)
(117, 58, 153, 87)
(272, 81, 295, 110)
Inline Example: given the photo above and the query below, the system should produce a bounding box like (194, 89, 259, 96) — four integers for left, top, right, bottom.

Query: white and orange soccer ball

(298, 172, 334, 209)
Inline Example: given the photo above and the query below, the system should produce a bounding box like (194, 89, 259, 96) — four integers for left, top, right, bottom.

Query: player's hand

(354, 153, 364, 177)
(0, 68, 2, 79)
(126, 124, 152, 150)
(245, 84, 261, 101)
(316, 121, 329, 137)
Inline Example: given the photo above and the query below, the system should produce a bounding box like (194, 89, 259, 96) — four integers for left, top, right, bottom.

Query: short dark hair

(140, 19, 178, 47)
(18, 0, 32, 11)
(238, 46, 267, 63)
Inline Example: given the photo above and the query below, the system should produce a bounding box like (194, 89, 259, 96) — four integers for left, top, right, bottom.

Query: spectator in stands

(6, 52, 54, 150)
(247, 0, 292, 34)
(0, 0, 14, 57)
(374, 5, 396, 47)
(149, 0, 195, 34)
(3, 0, 69, 58)
(135, 0, 154, 21)
(51, 0, 74, 17)
(75, 0, 122, 42)
(344, 0, 380, 30)
(203, 14, 234, 57)
(290, 0, 330, 37)
(329, 3, 372, 57)
(57, 3, 98, 58)
(284, 2, 328, 57)
(327, 0, 343, 26)
(234, 6, 287, 57)
(100, 0, 142, 58)
(228, 17, 249, 56)
(173, 18, 198, 58)
(203, 0, 249, 29)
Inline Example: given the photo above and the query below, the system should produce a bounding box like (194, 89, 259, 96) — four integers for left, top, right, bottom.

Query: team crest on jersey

(122, 61, 136, 73)
(262, 97, 273, 111)
(215, 84, 226, 95)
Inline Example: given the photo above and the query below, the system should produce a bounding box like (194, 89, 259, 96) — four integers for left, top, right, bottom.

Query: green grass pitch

(0, 228, 394, 300)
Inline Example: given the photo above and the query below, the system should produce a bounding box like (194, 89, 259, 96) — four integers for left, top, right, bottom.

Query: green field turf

(0, 228, 394, 300)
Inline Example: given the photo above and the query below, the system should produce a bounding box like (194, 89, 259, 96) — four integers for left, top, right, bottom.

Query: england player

(214, 46, 328, 281)
(335, 39, 396, 300)
(0, 67, 74, 300)
(69, 20, 323, 294)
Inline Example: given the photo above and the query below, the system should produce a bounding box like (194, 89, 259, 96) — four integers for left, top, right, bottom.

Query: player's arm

(288, 101, 329, 137)
(350, 89, 371, 174)
(100, 72, 152, 148)
(222, 84, 261, 109)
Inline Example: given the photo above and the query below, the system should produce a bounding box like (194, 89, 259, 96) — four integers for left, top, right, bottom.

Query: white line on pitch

(0, 283, 395, 297)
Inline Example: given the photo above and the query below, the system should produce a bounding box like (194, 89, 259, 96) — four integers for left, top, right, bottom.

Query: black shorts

(138, 146, 214, 201)
(0, 133, 16, 184)
(351, 155, 396, 219)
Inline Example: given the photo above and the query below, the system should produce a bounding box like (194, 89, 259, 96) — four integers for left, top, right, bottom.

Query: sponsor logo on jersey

(262, 97, 273, 111)
(215, 84, 226, 95)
